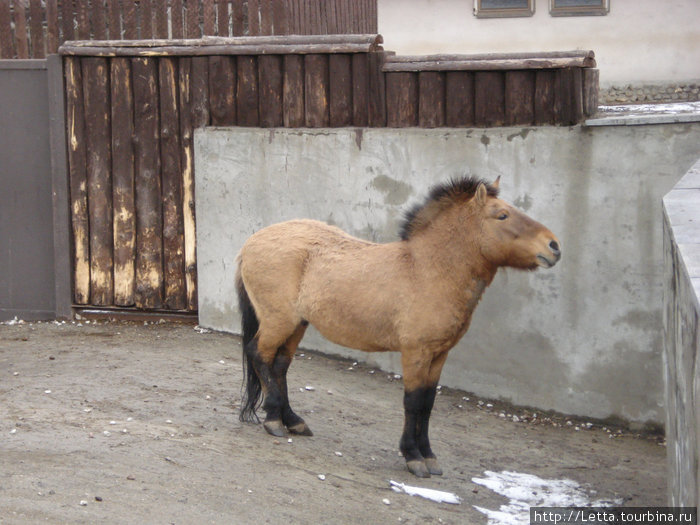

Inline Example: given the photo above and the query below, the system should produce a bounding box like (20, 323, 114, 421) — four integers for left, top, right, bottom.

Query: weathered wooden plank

(14, 1, 29, 58)
(208, 55, 237, 125)
(82, 57, 114, 306)
(139, 0, 153, 39)
(283, 54, 304, 127)
(110, 57, 136, 306)
(159, 57, 187, 310)
(385, 57, 598, 72)
(60, 0, 75, 43)
(123, 1, 138, 40)
(386, 50, 596, 64)
(29, 0, 45, 58)
(232, 0, 245, 35)
(178, 56, 209, 311)
(505, 70, 535, 126)
(287, 0, 300, 35)
(368, 0, 378, 33)
(171, 0, 184, 39)
(534, 70, 557, 125)
(65, 57, 90, 304)
(474, 71, 505, 127)
(329, 53, 352, 126)
(583, 68, 600, 117)
(445, 71, 474, 127)
(386, 71, 418, 127)
(557, 67, 583, 125)
(304, 54, 330, 127)
(368, 50, 387, 126)
(351, 52, 369, 126)
(185, 0, 200, 38)
(46, 0, 60, 53)
(259, 0, 273, 35)
(248, 0, 260, 35)
(216, 0, 230, 36)
(237, 55, 259, 126)
(258, 54, 283, 127)
(75, 0, 90, 40)
(418, 71, 445, 128)
(107, 0, 122, 40)
(0, 1, 14, 58)
(61, 34, 384, 49)
(132, 57, 163, 309)
(203, 0, 216, 36)
(272, 0, 288, 35)
(91, 0, 107, 40)
(154, 0, 169, 39)
(60, 42, 380, 56)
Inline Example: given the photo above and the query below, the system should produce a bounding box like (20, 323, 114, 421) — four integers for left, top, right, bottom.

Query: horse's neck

(407, 222, 497, 300)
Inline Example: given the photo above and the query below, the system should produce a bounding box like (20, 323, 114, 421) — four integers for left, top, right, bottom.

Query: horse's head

(475, 177, 561, 271)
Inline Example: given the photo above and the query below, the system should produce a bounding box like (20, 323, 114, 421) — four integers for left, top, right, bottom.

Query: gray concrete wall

(0, 60, 56, 321)
(195, 123, 700, 424)
(662, 158, 700, 506)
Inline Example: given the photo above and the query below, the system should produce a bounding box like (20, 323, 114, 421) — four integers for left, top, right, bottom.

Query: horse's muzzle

(537, 239, 561, 268)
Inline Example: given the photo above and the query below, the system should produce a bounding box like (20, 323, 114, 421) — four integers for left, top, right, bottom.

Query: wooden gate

(61, 35, 387, 313)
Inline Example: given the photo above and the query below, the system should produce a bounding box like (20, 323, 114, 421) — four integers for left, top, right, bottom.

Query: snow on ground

(598, 101, 700, 116)
(472, 470, 622, 525)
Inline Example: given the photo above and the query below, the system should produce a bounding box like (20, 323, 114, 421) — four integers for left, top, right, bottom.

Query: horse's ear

(492, 176, 501, 190)
(476, 182, 488, 205)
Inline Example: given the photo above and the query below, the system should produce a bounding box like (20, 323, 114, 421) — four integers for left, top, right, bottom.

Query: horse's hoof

(424, 457, 443, 476)
(263, 420, 286, 437)
(288, 422, 313, 436)
(406, 459, 431, 478)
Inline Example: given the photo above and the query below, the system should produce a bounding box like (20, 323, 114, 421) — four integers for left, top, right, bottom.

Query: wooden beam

(111, 57, 136, 307)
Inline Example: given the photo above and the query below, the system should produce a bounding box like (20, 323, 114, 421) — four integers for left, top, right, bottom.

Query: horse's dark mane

(399, 177, 499, 241)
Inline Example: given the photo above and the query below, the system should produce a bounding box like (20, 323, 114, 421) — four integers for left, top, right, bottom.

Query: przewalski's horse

(236, 177, 560, 478)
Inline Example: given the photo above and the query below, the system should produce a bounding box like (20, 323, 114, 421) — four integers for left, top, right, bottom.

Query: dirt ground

(0, 321, 665, 524)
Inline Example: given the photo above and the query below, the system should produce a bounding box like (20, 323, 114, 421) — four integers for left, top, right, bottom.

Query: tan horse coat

(236, 178, 561, 477)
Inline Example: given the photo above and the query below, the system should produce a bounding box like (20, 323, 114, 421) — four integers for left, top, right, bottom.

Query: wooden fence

(60, 35, 386, 312)
(383, 52, 599, 127)
(59, 36, 597, 314)
(0, 0, 378, 59)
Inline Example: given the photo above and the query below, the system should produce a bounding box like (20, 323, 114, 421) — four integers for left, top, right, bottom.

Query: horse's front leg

(400, 387, 432, 478)
(400, 350, 448, 477)
(418, 350, 449, 475)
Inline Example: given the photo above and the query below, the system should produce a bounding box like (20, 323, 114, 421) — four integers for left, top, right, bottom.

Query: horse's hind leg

(274, 322, 312, 436)
(251, 321, 310, 437)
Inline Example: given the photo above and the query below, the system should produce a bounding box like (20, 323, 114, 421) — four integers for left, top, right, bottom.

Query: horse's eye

(498, 213, 508, 221)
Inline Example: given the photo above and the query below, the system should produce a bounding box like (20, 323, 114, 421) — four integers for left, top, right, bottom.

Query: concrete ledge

(662, 157, 700, 506)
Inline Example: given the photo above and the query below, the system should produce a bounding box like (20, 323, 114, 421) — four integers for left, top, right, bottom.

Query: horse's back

(238, 219, 369, 310)
(241, 219, 365, 260)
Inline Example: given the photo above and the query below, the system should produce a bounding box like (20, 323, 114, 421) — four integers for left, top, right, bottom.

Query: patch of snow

(472, 471, 621, 525)
(599, 101, 700, 115)
(389, 480, 462, 505)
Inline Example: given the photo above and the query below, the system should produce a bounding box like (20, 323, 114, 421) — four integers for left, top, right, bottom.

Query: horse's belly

(301, 295, 398, 353)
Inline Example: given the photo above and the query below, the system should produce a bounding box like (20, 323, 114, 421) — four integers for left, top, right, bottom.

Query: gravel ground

(0, 320, 666, 524)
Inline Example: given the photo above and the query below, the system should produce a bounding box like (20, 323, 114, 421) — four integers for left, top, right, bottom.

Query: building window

(549, 0, 609, 16)
(474, 0, 535, 18)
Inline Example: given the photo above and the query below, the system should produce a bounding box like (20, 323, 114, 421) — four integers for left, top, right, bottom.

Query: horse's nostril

(549, 240, 560, 253)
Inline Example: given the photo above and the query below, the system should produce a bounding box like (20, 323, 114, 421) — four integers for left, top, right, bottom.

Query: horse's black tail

(237, 268, 262, 423)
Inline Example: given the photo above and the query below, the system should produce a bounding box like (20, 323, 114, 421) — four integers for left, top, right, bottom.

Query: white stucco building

(378, 0, 700, 101)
